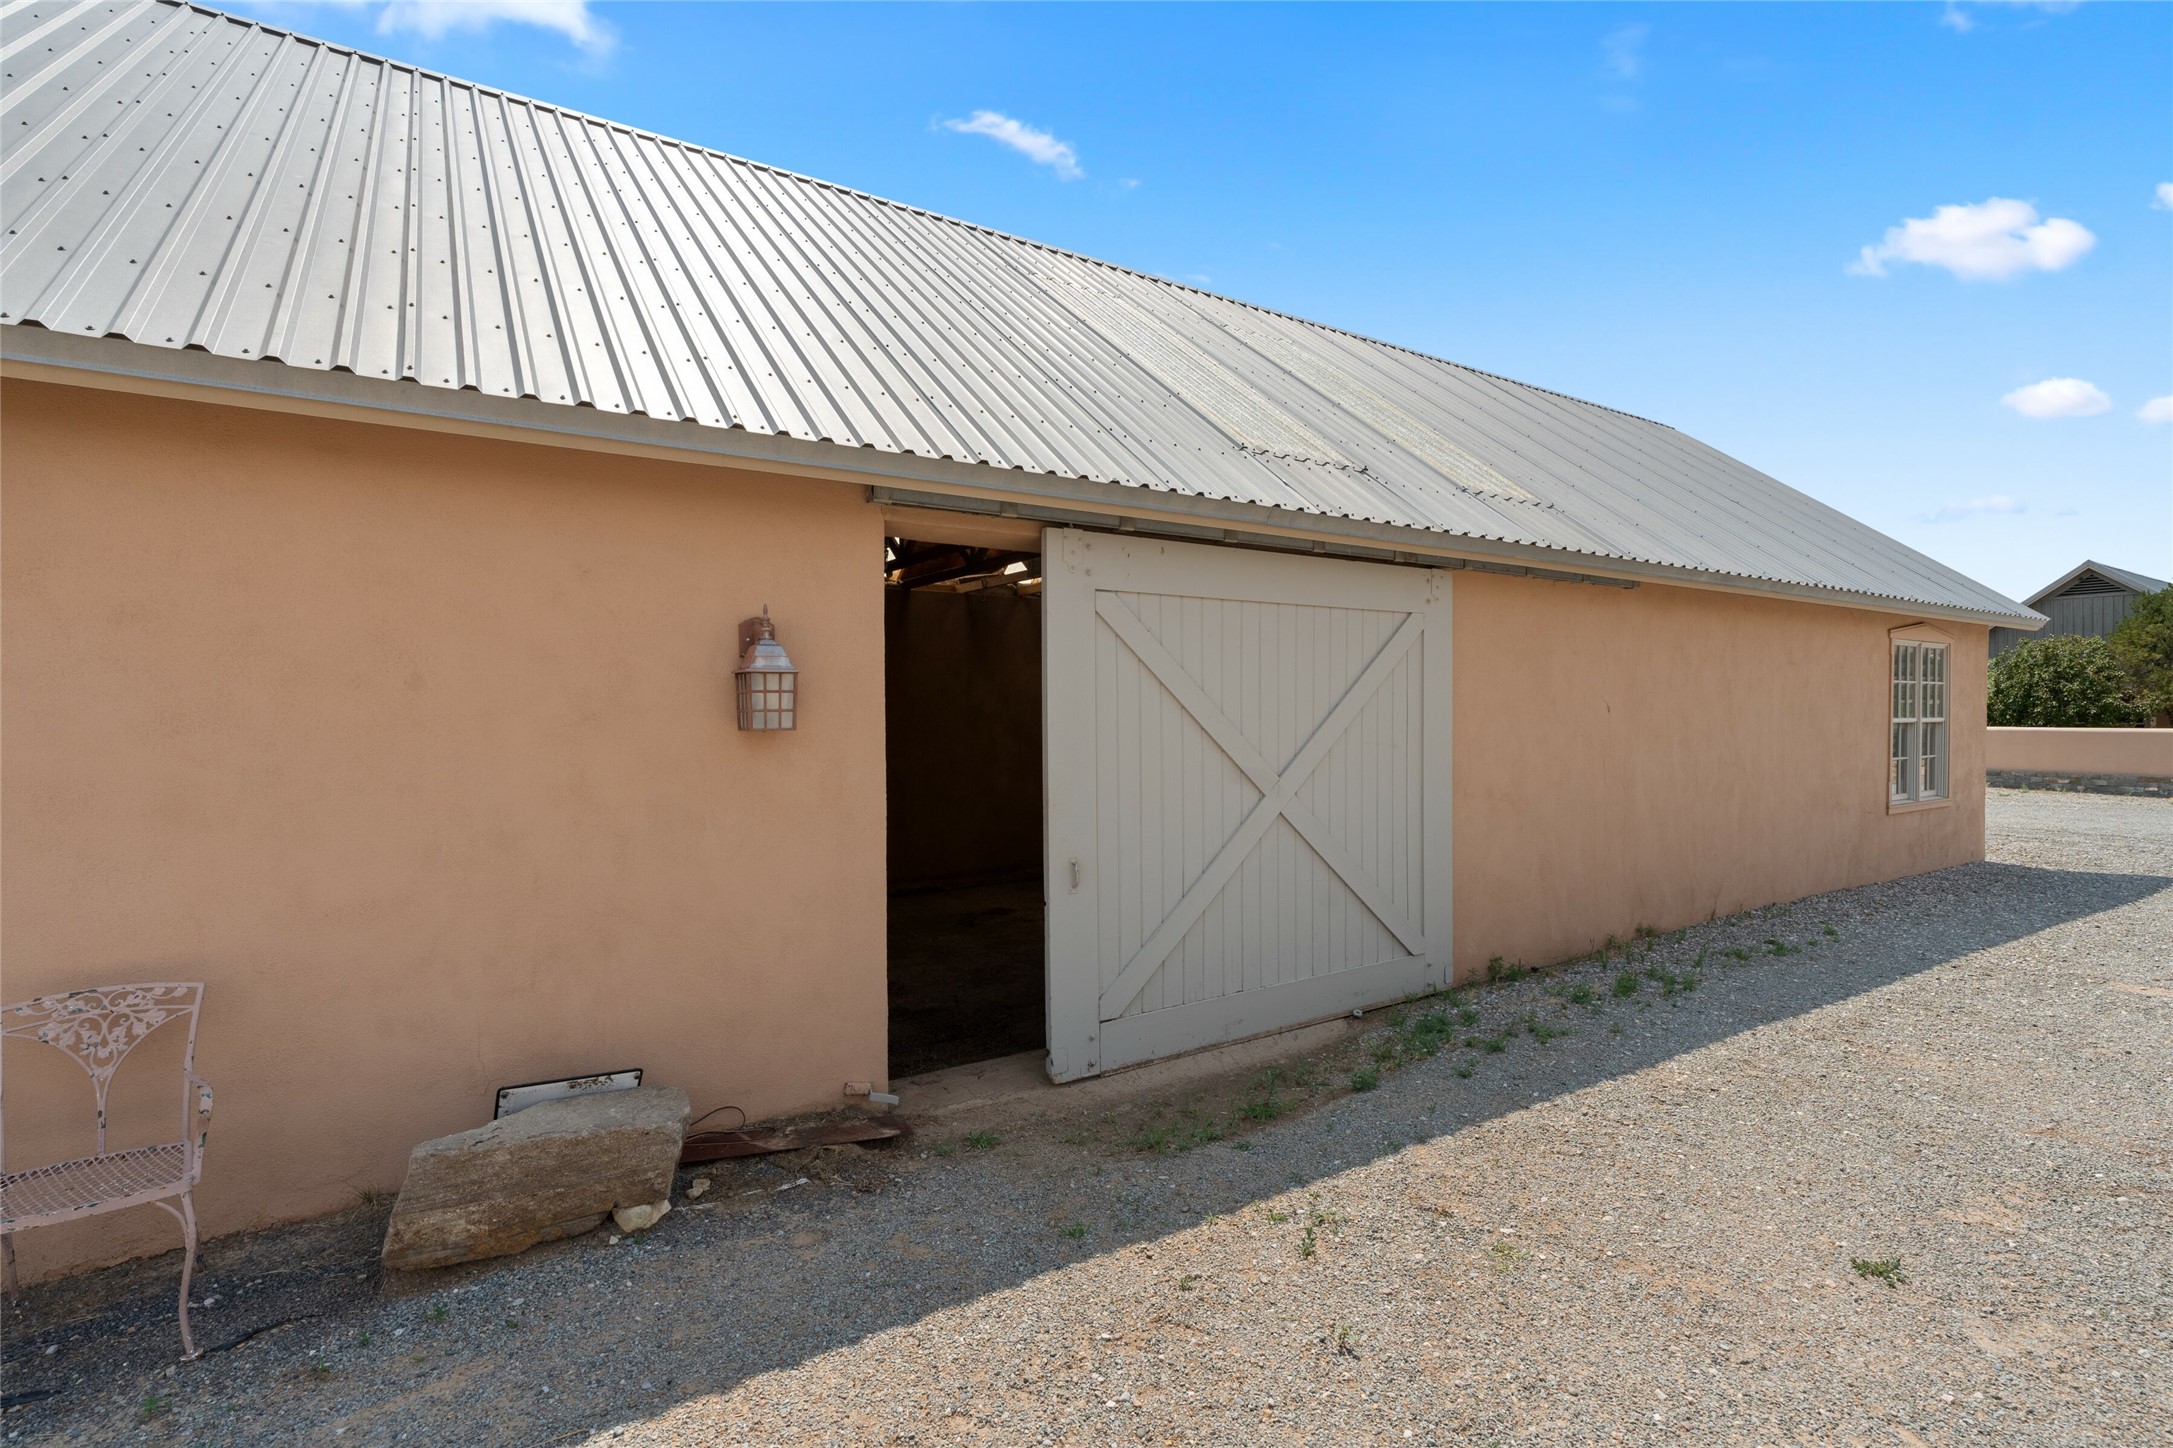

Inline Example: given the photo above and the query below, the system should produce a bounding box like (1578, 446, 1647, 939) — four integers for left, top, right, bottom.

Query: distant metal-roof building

(1990, 560, 2169, 657)
(0, 0, 2036, 626)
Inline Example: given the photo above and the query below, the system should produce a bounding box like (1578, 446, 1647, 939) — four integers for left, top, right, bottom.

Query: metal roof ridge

(158, 0, 1672, 433)
(2022, 558, 2171, 607)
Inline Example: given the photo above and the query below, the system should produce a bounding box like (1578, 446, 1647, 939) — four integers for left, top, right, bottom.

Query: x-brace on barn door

(1043, 529, 1452, 1080)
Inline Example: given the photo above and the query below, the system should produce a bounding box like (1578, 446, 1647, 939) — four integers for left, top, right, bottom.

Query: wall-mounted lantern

(735, 607, 798, 731)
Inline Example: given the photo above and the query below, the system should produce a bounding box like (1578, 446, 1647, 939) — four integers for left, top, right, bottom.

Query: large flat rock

(382, 1085, 689, 1271)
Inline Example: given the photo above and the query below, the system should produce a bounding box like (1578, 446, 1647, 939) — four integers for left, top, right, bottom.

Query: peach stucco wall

(5, 374, 1998, 1282)
(1, 380, 888, 1279)
(1986, 726, 2173, 777)
(1451, 572, 1988, 973)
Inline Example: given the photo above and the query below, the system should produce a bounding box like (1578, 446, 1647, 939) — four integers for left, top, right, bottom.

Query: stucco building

(1, 1, 2041, 1280)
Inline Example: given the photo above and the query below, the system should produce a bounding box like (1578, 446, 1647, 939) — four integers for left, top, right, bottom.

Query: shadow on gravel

(5, 856, 2168, 1445)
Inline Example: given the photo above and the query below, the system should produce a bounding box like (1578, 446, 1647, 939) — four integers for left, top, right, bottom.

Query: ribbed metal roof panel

(0, 0, 2035, 623)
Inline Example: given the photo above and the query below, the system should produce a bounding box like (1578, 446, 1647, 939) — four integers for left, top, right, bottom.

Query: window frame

(1888, 625, 1952, 812)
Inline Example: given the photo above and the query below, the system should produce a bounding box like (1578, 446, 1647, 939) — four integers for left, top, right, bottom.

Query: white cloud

(2001, 377, 2112, 418)
(241, 1, 613, 55)
(2154, 182, 2173, 210)
(1943, 0, 2083, 28)
(380, 0, 610, 53)
(2140, 395, 2173, 424)
(941, 110, 1082, 181)
(1850, 197, 2095, 280)
(1918, 496, 2025, 524)
(1601, 24, 1649, 80)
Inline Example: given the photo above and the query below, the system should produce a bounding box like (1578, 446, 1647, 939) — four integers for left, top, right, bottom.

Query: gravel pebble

(4, 789, 2166, 1446)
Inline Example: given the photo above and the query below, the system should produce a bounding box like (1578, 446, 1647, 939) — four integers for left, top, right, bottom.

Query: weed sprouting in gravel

(1060, 1125, 1100, 1146)
(1722, 946, 1751, 963)
(1239, 1069, 1292, 1122)
(1488, 1241, 1525, 1272)
(1479, 1034, 1508, 1054)
(1612, 970, 1641, 999)
(1564, 982, 1596, 1008)
(1850, 1255, 1905, 1287)
(1374, 1007, 1460, 1068)
(963, 1131, 1001, 1151)
(1764, 937, 1797, 956)
(1647, 967, 1698, 997)
(1334, 1323, 1358, 1358)
(1486, 957, 1529, 985)
(1350, 1066, 1380, 1092)
(1266, 1210, 1291, 1224)
(356, 1329, 372, 1348)
(1822, 922, 1839, 940)
(1454, 1064, 1475, 1078)
(138, 1395, 169, 1423)
(1060, 1223, 1088, 1239)
(423, 1303, 449, 1323)
(304, 1358, 335, 1382)
(1297, 1204, 1339, 1257)
(1178, 1274, 1200, 1291)
(1458, 1006, 1481, 1026)
(1529, 1021, 1571, 1044)
(930, 1141, 954, 1158)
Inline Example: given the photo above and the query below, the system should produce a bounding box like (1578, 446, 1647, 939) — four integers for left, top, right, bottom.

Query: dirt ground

(2, 789, 2167, 1446)
(886, 878, 1044, 1078)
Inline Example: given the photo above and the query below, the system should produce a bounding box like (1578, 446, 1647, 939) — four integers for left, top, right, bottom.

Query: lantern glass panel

(736, 670, 797, 730)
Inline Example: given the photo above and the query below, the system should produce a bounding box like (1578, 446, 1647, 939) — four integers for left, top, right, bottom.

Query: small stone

(612, 1200, 671, 1233)
(686, 1177, 711, 1200)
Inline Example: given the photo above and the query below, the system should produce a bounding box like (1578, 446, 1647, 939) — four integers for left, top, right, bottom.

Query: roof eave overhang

(1, 326, 2046, 630)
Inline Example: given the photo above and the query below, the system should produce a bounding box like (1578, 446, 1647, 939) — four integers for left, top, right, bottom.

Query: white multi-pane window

(1890, 640, 1948, 803)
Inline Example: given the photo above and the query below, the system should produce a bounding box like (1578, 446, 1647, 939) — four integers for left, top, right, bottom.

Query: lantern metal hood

(734, 608, 798, 731)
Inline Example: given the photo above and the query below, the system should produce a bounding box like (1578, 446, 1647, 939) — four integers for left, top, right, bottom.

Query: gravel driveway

(5, 789, 2168, 1446)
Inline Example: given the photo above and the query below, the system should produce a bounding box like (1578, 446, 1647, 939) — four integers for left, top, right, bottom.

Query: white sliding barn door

(1043, 528, 1452, 1081)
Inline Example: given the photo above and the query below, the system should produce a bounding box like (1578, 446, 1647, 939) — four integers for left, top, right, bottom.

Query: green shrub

(1987, 635, 2142, 727)
(2109, 586, 2173, 725)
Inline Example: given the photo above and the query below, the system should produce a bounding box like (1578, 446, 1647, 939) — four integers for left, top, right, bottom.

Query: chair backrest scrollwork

(1, 983, 205, 1163)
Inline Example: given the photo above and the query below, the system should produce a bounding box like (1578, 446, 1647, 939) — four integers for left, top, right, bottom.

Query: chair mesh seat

(1, 1142, 187, 1226)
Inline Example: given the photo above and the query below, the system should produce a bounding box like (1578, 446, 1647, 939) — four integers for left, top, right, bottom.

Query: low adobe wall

(1, 379, 888, 1282)
(1986, 726, 2173, 780)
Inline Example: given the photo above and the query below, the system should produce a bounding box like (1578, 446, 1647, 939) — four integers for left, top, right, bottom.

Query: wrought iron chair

(0, 983, 213, 1359)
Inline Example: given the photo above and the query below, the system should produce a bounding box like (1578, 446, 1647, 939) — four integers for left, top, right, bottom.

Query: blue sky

(234, 0, 2171, 601)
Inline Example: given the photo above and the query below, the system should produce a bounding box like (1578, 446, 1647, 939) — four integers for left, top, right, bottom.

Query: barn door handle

(1069, 859, 1081, 892)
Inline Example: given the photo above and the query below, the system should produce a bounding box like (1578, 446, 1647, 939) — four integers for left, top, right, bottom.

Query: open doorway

(884, 532, 1046, 1079)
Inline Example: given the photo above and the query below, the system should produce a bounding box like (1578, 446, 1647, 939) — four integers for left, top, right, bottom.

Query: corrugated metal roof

(0, 0, 2038, 624)
(2023, 560, 2168, 607)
